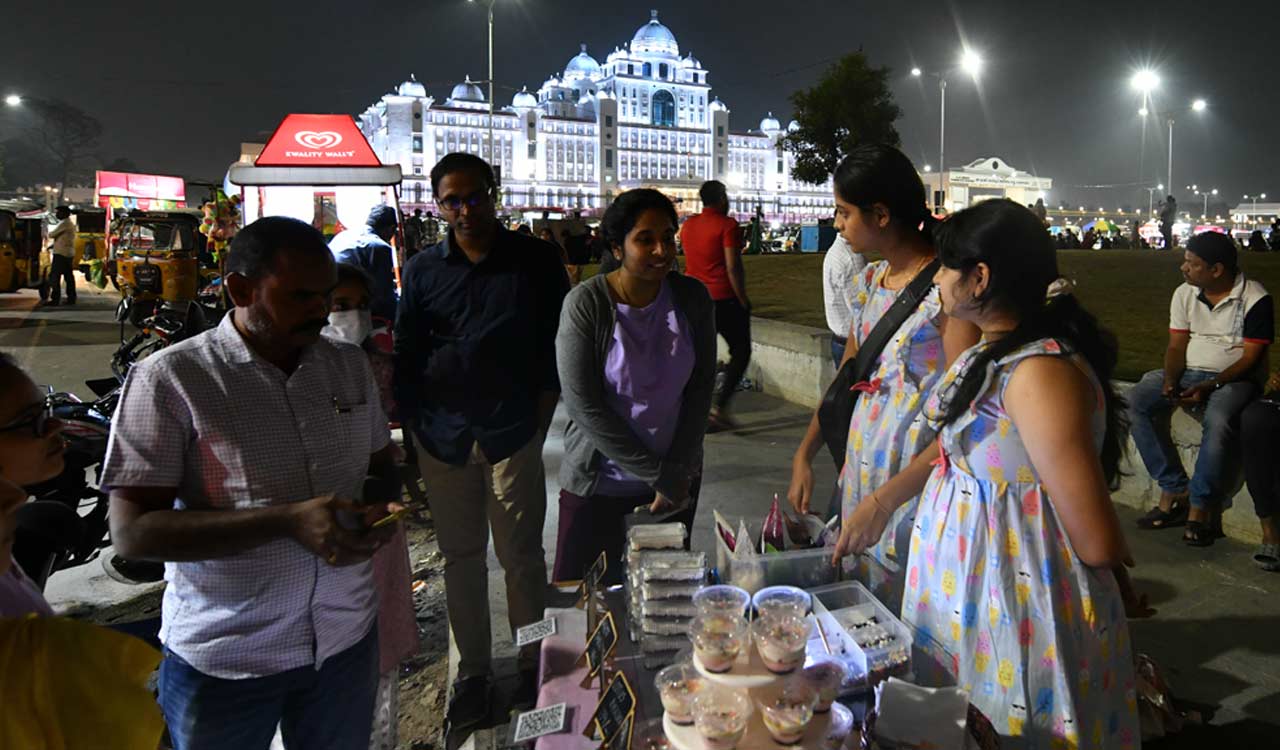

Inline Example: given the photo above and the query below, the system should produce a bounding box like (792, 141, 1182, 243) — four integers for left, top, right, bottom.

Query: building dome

(397, 74, 427, 97)
(760, 112, 782, 133)
(449, 75, 485, 103)
(564, 44, 602, 81)
(631, 10, 679, 56)
(787, 119, 800, 132)
(709, 98, 728, 113)
(682, 53, 701, 69)
(512, 86, 537, 108)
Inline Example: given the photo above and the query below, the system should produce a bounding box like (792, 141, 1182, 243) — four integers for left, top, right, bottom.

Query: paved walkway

(4, 283, 1277, 747)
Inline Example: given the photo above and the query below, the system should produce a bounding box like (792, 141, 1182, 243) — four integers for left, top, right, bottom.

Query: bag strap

(845, 258, 941, 383)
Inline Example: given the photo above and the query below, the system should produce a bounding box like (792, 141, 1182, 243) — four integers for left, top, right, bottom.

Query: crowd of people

(5, 141, 1280, 749)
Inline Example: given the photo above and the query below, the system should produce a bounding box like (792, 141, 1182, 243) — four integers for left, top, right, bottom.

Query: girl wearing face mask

(0, 352, 65, 616)
(323, 264, 418, 750)
(553, 189, 717, 584)
(835, 200, 1138, 747)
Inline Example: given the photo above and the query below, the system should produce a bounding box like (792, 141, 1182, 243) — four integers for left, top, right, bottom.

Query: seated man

(1130, 231, 1273, 546)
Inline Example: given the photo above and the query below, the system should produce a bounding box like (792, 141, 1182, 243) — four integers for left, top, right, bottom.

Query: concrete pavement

(4, 283, 1277, 748)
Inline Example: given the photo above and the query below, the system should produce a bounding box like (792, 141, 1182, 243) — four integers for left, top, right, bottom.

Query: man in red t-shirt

(679, 180, 751, 430)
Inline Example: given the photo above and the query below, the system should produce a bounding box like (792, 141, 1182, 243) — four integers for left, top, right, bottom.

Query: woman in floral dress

(835, 200, 1139, 748)
(788, 144, 978, 601)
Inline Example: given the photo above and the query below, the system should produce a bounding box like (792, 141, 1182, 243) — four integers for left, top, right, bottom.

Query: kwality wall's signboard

(254, 114, 382, 167)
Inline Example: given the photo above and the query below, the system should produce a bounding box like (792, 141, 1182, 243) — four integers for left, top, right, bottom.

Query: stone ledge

(727, 317, 1263, 545)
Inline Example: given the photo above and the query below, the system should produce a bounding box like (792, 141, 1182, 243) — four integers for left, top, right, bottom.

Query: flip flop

(1253, 543, 1280, 571)
(1136, 502, 1189, 530)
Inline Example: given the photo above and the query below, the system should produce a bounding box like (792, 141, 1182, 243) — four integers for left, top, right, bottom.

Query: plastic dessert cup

(693, 584, 751, 617)
(693, 686, 752, 750)
(758, 681, 818, 745)
(753, 586, 811, 620)
(690, 613, 749, 673)
(655, 662, 704, 726)
(634, 718, 671, 750)
(752, 613, 809, 674)
(800, 657, 849, 712)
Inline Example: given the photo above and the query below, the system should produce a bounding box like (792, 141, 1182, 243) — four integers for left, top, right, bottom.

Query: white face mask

(323, 309, 373, 346)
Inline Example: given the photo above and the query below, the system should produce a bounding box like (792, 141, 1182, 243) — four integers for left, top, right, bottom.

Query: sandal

(1254, 543, 1280, 571)
(1183, 518, 1224, 547)
(1137, 502, 1189, 530)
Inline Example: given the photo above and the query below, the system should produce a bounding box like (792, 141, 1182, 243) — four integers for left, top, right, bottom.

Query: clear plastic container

(752, 585, 812, 619)
(693, 584, 751, 617)
(693, 686, 752, 750)
(721, 546, 839, 594)
(798, 656, 849, 712)
(655, 662, 705, 725)
(757, 681, 818, 745)
(806, 581, 913, 690)
(628, 522, 688, 551)
(751, 612, 809, 674)
(690, 613, 749, 673)
(643, 598, 698, 619)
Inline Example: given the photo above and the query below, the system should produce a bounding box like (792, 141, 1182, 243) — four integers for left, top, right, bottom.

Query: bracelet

(869, 493, 893, 515)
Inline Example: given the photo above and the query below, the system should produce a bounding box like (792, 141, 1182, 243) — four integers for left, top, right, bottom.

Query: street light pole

(469, 0, 496, 172)
(1166, 117, 1174, 196)
(938, 76, 946, 211)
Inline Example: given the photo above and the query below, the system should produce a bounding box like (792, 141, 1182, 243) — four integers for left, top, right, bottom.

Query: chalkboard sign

(580, 551, 608, 600)
(582, 610, 618, 678)
(586, 670, 636, 750)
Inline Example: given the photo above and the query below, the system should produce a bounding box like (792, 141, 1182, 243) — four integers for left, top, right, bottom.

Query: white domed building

(357, 10, 833, 219)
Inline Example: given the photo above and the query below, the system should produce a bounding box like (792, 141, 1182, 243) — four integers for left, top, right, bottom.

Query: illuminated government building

(357, 10, 834, 221)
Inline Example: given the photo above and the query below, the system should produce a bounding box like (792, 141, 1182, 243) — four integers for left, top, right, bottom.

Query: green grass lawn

(736, 251, 1280, 382)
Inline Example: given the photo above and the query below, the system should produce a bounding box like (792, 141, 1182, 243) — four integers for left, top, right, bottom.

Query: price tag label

(512, 702, 568, 743)
(516, 616, 558, 647)
(579, 550, 608, 604)
(584, 670, 636, 750)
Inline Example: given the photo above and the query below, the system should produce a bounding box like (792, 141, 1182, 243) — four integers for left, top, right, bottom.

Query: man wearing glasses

(394, 153, 569, 731)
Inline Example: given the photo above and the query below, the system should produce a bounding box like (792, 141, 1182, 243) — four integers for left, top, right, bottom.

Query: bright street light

(1192, 98, 1207, 112)
(1130, 69, 1160, 93)
(3, 94, 20, 107)
(915, 49, 985, 211)
(922, 164, 932, 172)
(960, 49, 983, 78)
(1138, 106, 1149, 117)
(911, 67, 923, 78)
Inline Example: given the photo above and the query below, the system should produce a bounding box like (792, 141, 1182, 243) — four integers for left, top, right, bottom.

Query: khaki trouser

(415, 433, 548, 677)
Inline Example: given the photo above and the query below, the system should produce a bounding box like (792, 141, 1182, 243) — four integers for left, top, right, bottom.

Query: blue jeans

(158, 625, 379, 750)
(1128, 369, 1257, 510)
(831, 335, 847, 368)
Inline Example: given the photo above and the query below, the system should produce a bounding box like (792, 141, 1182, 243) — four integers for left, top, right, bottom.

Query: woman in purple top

(555, 190, 717, 583)
(0, 353, 64, 617)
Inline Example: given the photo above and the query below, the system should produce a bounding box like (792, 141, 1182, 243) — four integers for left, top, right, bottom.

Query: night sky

(3, 0, 1277, 211)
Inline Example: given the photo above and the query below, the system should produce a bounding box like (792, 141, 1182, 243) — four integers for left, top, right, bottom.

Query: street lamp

(1161, 99, 1207, 191)
(1189, 187, 1217, 219)
(4, 94, 21, 107)
(1144, 183, 1165, 217)
(468, 0, 497, 173)
(1244, 193, 1268, 226)
(912, 47, 983, 211)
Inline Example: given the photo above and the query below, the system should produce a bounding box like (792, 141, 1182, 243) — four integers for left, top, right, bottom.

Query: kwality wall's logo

(294, 131, 343, 149)
(284, 130, 357, 159)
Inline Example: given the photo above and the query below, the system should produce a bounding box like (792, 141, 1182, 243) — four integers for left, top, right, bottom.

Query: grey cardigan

(556, 273, 717, 498)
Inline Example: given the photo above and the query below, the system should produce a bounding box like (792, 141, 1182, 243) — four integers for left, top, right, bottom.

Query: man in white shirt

(103, 216, 404, 749)
(822, 232, 866, 366)
(45, 206, 77, 306)
(1130, 232, 1273, 546)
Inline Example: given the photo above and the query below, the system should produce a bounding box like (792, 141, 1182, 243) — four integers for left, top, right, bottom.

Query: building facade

(928, 156, 1053, 213)
(357, 10, 834, 221)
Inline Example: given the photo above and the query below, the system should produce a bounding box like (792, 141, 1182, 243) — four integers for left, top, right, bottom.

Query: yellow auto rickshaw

(0, 200, 48, 293)
(73, 207, 107, 271)
(111, 209, 205, 305)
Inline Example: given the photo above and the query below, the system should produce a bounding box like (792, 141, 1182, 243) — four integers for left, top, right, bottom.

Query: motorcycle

(13, 301, 216, 590)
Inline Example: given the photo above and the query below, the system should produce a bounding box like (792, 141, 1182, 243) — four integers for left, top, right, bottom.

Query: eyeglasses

(435, 191, 493, 212)
(0, 400, 55, 438)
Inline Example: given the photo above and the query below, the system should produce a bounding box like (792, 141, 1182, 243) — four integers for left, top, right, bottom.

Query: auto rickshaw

(0, 199, 48, 293)
(111, 209, 206, 306)
(73, 207, 107, 271)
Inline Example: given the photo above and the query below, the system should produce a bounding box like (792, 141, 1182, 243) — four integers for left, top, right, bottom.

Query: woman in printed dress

(835, 200, 1139, 748)
(788, 144, 978, 601)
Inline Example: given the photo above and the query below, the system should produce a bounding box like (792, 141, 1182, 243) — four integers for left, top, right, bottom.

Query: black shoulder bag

(818, 258, 941, 469)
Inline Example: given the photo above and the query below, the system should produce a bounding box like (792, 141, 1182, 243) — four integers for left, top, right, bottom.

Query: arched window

(642, 62, 653, 77)
(652, 90, 675, 127)
(659, 63, 668, 79)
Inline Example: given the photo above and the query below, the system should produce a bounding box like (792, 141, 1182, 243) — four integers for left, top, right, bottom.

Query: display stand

(664, 650, 839, 750)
